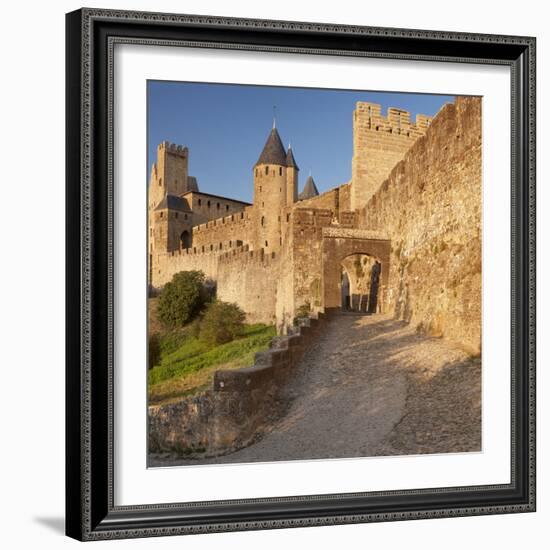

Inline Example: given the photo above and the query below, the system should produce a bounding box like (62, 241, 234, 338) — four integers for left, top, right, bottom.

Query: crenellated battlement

(189, 205, 252, 251)
(351, 102, 439, 211)
(157, 140, 188, 157)
(355, 102, 432, 139)
(218, 244, 278, 266)
(176, 239, 243, 256)
(193, 208, 251, 234)
(161, 245, 221, 259)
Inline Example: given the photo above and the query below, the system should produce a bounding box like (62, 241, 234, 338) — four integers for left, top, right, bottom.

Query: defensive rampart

(358, 96, 482, 353)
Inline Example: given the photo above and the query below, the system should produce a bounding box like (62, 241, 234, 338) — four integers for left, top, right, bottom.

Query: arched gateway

(321, 228, 391, 313)
(340, 254, 382, 312)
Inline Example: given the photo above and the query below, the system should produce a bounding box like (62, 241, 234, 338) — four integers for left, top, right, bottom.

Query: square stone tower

(148, 141, 189, 210)
(351, 102, 432, 211)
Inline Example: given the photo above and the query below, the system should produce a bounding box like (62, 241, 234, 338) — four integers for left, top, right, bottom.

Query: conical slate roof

(285, 146, 299, 170)
(298, 175, 319, 200)
(255, 128, 287, 167)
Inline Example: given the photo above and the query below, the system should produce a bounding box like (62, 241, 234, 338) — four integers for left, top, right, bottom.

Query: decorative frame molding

(66, 8, 536, 541)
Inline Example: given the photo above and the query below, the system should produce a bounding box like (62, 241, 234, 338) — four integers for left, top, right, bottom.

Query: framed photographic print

(65, 8, 536, 541)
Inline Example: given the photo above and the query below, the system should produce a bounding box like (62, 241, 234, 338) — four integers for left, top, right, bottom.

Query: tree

(157, 270, 210, 328)
(199, 301, 246, 346)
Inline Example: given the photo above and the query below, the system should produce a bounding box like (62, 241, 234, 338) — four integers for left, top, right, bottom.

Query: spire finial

(309, 168, 312, 177)
(273, 105, 277, 129)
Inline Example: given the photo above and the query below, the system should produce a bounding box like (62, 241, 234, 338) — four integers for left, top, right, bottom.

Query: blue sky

(148, 81, 454, 203)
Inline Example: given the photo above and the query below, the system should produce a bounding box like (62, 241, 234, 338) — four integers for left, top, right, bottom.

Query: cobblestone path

(150, 313, 481, 467)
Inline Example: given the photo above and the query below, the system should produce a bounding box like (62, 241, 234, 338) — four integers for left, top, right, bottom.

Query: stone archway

(321, 228, 391, 312)
(340, 254, 382, 313)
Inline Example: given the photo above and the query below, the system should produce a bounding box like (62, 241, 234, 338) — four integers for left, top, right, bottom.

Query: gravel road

(150, 313, 481, 467)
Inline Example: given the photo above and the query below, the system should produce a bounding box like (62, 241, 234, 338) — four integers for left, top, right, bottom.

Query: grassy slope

(148, 323, 276, 406)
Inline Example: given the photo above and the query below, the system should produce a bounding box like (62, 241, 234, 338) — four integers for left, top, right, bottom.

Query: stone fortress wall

(217, 246, 281, 325)
(191, 207, 253, 250)
(358, 96, 482, 352)
(149, 95, 481, 351)
(183, 191, 251, 226)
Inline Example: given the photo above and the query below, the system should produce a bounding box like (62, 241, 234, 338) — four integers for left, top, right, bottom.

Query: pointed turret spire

(255, 127, 287, 167)
(285, 143, 299, 170)
(298, 174, 319, 201)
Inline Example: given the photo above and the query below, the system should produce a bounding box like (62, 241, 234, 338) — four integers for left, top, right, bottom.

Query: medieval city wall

(298, 188, 338, 211)
(151, 248, 220, 288)
(291, 209, 333, 314)
(297, 181, 352, 215)
(149, 97, 481, 347)
(184, 192, 250, 226)
(191, 207, 253, 250)
(274, 205, 363, 330)
(359, 96, 482, 353)
(151, 208, 193, 253)
(217, 247, 281, 325)
(338, 182, 352, 212)
(152, 244, 281, 325)
(275, 219, 296, 332)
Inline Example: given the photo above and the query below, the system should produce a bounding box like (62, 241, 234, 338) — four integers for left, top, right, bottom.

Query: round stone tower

(253, 126, 291, 252)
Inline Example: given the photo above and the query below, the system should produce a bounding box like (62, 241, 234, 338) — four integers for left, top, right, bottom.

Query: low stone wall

(148, 311, 334, 456)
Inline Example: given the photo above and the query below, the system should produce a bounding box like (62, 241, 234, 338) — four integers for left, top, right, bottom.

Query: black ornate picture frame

(65, 8, 536, 541)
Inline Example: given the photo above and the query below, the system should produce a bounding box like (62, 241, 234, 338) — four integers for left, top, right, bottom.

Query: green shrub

(148, 333, 161, 370)
(157, 271, 210, 328)
(199, 301, 246, 346)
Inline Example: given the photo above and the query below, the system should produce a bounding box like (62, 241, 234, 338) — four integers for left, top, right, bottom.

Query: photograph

(146, 82, 482, 467)
(60, 3, 535, 542)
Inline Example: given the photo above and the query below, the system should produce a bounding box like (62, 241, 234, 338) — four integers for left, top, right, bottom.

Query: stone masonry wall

(338, 182, 352, 212)
(151, 248, 220, 288)
(275, 216, 296, 332)
(191, 207, 252, 250)
(359, 96, 482, 353)
(183, 192, 250, 226)
(151, 245, 280, 325)
(297, 182, 352, 217)
(291, 209, 333, 314)
(217, 248, 281, 325)
(298, 188, 339, 211)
